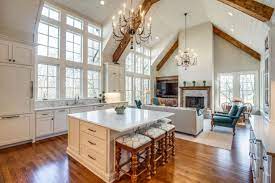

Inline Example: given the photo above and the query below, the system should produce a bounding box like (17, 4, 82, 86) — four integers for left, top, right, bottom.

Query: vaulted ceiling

(0, 0, 274, 62)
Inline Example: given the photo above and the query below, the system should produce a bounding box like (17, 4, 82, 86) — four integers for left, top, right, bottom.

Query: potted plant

(192, 81, 196, 86)
(183, 81, 187, 87)
(203, 80, 206, 86)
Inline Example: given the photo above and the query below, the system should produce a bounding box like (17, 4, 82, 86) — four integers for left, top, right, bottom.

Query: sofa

(142, 105, 204, 136)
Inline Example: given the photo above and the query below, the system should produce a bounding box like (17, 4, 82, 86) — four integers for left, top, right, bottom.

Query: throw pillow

(152, 97, 160, 105)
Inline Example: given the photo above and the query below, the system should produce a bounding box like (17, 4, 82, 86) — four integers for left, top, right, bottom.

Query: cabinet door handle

(88, 141, 96, 145)
(0, 115, 20, 119)
(13, 59, 15, 62)
(30, 81, 34, 99)
(8, 59, 11, 62)
(97, 105, 104, 107)
(88, 155, 96, 160)
(58, 110, 66, 112)
(88, 129, 96, 133)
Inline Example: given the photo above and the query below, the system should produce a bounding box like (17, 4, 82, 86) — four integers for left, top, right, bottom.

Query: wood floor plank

(0, 126, 253, 183)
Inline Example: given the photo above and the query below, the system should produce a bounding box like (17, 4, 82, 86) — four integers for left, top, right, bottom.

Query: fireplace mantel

(179, 86, 212, 108)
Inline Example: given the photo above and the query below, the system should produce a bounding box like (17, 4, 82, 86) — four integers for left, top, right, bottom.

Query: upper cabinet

(104, 63, 124, 93)
(0, 40, 33, 66)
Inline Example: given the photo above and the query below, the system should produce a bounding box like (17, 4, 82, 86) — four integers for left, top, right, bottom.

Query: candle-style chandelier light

(112, 0, 152, 49)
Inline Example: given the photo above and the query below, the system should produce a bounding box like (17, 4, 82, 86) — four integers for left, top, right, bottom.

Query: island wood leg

(151, 141, 157, 175)
(146, 147, 151, 180)
(131, 153, 138, 183)
(161, 139, 165, 165)
(115, 145, 121, 181)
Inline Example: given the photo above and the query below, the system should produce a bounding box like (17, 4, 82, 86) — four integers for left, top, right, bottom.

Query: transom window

(88, 25, 101, 37)
(65, 68, 82, 98)
(41, 4, 60, 21)
(37, 22, 59, 58)
(37, 64, 57, 100)
(88, 70, 100, 98)
(88, 39, 101, 65)
(66, 31, 82, 62)
(66, 15, 83, 30)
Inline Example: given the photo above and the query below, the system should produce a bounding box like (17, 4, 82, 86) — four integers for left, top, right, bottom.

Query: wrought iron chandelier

(175, 13, 198, 70)
(112, 0, 152, 49)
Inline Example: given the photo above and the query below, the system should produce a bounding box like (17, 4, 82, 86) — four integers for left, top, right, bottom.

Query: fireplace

(185, 96, 204, 108)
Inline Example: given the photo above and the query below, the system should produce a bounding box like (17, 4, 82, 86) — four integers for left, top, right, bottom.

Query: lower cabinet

(36, 115, 54, 137)
(0, 114, 31, 146)
(54, 109, 69, 133)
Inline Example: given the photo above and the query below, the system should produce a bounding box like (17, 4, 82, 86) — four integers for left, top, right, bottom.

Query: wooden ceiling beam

(112, 0, 160, 63)
(217, 0, 274, 22)
(156, 40, 178, 71)
(213, 26, 261, 61)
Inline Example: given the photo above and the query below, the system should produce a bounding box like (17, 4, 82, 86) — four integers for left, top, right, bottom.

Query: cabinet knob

(13, 59, 15, 62)
(8, 59, 11, 62)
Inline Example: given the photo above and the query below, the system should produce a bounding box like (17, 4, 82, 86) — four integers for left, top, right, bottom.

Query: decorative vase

(192, 81, 196, 87)
(183, 81, 186, 87)
(203, 80, 206, 87)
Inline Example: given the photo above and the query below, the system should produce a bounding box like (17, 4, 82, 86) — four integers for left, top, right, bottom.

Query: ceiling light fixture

(100, 0, 105, 5)
(175, 13, 198, 70)
(230, 27, 234, 32)
(112, 0, 152, 49)
(228, 12, 233, 16)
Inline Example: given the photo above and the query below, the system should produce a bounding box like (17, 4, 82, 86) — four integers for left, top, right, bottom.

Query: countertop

(250, 115, 275, 156)
(35, 101, 128, 112)
(68, 108, 174, 132)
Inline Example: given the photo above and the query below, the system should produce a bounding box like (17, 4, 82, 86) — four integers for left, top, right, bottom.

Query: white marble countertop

(68, 108, 175, 132)
(250, 115, 275, 156)
(35, 101, 128, 112)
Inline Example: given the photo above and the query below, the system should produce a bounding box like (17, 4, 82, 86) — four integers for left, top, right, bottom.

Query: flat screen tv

(156, 81, 178, 98)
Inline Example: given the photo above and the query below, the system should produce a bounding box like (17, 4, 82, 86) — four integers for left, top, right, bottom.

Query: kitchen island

(67, 108, 174, 183)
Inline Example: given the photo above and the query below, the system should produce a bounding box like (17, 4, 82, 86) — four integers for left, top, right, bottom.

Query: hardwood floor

(0, 126, 252, 183)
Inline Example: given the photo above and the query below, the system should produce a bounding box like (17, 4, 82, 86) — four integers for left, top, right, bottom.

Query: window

(66, 31, 82, 62)
(264, 58, 270, 107)
(37, 64, 57, 100)
(125, 46, 151, 104)
(37, 22, 59, 58)
(66, 15, 83, 30)
(88, 39, 101, 65)
(88, 70, 100, 98)
(240, 74, 255, 105)
(219, 74, 233, 105)
(41, 4, 60, 21)
(125, 53, 134, 72)
(88, 25, 101, 37)
(66, 68, 82, 98)
(125, 76, 133, 104)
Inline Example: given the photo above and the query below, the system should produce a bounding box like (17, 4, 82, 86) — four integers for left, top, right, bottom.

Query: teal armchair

(211, 105, 246, 135)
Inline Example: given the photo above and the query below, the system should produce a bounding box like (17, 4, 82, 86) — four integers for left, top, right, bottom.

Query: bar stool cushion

(116, 133, 151, 149)
(140, 127, 166, 139)
(152, 123, 175, 132)
(157, 118, 172, 124)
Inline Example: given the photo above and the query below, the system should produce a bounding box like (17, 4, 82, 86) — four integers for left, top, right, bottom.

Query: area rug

(175, 119, 233, 150)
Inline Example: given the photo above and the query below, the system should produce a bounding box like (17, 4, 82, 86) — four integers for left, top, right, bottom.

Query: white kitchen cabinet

(70, 106, 91, 114)
(36, 111, 54, 137)
(0, 40, 12, 64)
(104, 63, 124, 93)
(0, 114, 31, 146)
(12, 43, 33, 66)
(0, 40, 33, 66)
(0, 64, 33, 116)
(54, 109, 69, 133)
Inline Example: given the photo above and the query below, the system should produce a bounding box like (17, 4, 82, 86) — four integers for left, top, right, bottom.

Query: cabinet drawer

(80, 145, 106, 171)
(36, 111, 54, 118)
(80, 131, 106, 155)
(80, 121, 107, 140)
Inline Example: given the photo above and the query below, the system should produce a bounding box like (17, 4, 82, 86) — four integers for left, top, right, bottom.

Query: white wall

(157, 48, 178, 77)
(178, 22, 214, 86)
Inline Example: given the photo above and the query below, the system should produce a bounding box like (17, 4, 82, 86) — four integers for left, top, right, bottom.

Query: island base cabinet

(0, 115, 31, 146)
(68, 117, 80, 153)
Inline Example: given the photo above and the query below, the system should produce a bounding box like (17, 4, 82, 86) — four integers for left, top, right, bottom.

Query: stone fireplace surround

(179, 86, 211, 108)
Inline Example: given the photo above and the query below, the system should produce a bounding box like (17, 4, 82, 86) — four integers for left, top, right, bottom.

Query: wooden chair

(152, 120, 176, 162)
(115, 133, 152, 183)
(139, 127, 166, 175)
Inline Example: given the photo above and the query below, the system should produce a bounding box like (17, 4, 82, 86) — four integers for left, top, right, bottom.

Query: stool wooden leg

(115, 146, 121, 181)
(161, 138, 165, 165)
(146, 147, 151, 180)
(151, 141, 157, 175)
(165, 134, 168, 163)
(131, 153, 138, 183)
(172, 131, 175, 156)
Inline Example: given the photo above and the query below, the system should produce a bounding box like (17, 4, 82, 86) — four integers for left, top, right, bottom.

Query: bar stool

(115, 133, 152, 183)
(139, 127, 166, 175)
(152, 122, 175, 162)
